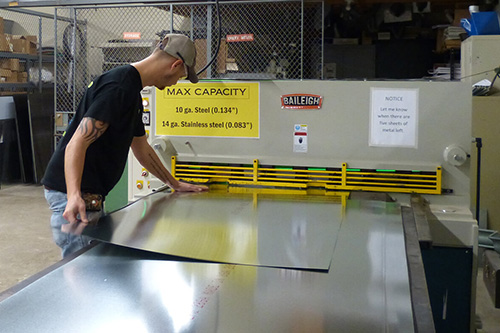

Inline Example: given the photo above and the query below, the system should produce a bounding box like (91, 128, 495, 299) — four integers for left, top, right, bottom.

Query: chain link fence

(54, 1, 324, 144)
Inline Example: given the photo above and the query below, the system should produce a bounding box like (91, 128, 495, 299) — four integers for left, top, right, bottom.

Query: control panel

(128, 87, 161, 202)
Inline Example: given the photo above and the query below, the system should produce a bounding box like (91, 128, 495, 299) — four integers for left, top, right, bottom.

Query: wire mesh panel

(54, 7, 82, 145)
(54, 1, 323, 145)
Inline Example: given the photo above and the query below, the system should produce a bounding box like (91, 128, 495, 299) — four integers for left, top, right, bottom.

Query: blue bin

(461, 11, 500, 35)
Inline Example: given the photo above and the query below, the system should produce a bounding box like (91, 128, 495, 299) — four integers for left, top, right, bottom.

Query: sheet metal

(0, 199, 414, 333)
(83, 190, 344, 270)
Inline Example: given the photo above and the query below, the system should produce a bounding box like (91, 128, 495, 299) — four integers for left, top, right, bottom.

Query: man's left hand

(173, 181, 208, 192)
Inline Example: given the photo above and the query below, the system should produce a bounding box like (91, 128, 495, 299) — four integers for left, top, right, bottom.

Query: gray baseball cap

(160, 33, 199, 83)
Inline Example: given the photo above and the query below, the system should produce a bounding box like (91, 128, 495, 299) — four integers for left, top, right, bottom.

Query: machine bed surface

(0, 196, 414, 332)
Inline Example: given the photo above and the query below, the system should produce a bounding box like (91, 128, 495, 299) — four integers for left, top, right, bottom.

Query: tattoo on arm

(77, 117, 108, 143)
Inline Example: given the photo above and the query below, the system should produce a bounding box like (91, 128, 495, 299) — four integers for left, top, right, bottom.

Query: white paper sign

(369, 88, 418, 148)
(293, 124, 308, 153)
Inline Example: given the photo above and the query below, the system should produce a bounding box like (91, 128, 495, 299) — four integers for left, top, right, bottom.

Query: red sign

(281, 94, 323, 109)
(123, 32, 141, 40)
(226, 34, 254, 42)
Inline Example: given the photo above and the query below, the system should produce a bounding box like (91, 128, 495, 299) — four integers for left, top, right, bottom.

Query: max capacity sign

(156, 82, 260, 138)
(281, 94, 323, 109)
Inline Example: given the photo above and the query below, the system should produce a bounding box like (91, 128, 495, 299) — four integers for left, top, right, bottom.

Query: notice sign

(293, 124, 308, 153)
(155, 82, 259, 138)
(369, 88, 418, 148)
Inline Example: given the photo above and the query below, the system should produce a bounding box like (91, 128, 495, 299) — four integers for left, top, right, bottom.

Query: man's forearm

(137, 148, 179, 188)
(64, 140, 86, 198)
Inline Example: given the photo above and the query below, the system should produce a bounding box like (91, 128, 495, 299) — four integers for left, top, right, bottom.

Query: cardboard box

(0, 68, 11, 77)
(55, 112, 64, 127)
(17, 71, 27, 83)
(25, 35, 37, 55)
(4, 34, 13, 52)
(10, 58, 20, 71)
(0, 58, 21, 71)
(0, 68, 11, 82)
(12, 35, 37, 54)
(0, 57, 10, 69)
(0, 33, 12, 52)
(444, 39, 461, 49)
(6, 70, 18, 83)
(12, 38, 30, 54)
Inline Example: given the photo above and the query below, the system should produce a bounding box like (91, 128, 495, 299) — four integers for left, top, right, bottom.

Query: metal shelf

(0, 82, 53, 90)
(0, 51, 53, 62)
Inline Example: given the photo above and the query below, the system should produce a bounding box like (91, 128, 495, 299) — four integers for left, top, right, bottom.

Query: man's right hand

(63, 195, 88, 225)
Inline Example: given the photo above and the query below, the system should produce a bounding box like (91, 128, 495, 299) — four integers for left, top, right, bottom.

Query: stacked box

(17, 71, 27, 83)
(0, 58, 20, 71)
(0, 33, 12, 52)
(10, 58, 19, 71)
(12, 35, 37, 54)
(0, 68, 11, 82)
(24, 35, 37, 55)
(0, 58, 10, 69)
(0, 58, 23, 82)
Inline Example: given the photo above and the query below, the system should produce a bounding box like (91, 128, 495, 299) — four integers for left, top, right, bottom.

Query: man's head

(157, 33, 199, 84)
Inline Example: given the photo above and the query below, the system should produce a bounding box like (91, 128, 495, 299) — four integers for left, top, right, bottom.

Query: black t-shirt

(42, 65, 146, 197)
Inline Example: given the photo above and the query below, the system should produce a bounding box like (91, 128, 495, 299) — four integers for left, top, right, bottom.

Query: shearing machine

(0, 80, 477, 333)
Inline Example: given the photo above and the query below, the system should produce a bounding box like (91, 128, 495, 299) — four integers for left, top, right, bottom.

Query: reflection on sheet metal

(0, 199, 414, 332)
(84, 190, 344, 270)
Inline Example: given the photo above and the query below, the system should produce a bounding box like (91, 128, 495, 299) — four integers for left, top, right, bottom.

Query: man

(42, 34, 207, 257)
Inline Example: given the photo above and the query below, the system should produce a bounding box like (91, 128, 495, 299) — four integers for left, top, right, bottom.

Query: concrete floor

(0, 183, 499, 332)
(0, 183, 60, 291)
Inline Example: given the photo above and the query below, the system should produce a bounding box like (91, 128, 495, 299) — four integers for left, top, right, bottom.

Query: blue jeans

(44, 189, 103, 258)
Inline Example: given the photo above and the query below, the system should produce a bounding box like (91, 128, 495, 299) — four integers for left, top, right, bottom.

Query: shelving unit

(0, 51, 53, 91)
(0, 8, 56, 184)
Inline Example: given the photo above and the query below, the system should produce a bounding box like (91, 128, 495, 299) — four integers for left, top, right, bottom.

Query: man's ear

(171, 59, 183, 70)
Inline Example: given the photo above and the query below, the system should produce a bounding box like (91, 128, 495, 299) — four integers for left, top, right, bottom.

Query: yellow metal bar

(347, 178, 438, 185)
(342, 163, 347, 187)
(175, 164, 252, 171)
(229, 187, 307, 196)
(256, 177, 341, 184)
(259, 167, 341, 174)
(175, 169, 251, 176)
(253, 159, 259, 183)
(346, 171, 437, 179)
(177, 177, 210, 183)
(171, 156, 177, 178)
(347, 175, 438, 182)
(436, 167, 442, 194)
(230, 180, 308, 188)
(258, 172, 340, 180)
(346, 180, 437, 187)
(341, 186, 434, 194)
(175, 173, 252, 181)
